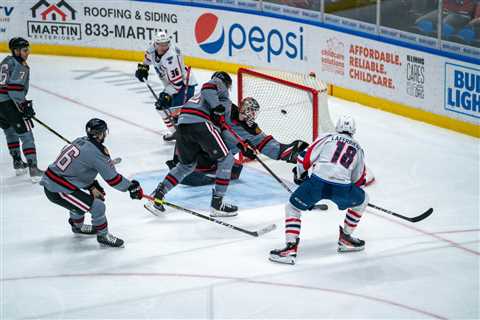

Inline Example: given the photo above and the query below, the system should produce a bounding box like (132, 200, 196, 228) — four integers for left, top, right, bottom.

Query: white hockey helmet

(335, 115, 356, 135)
(153, 31, 170, 46)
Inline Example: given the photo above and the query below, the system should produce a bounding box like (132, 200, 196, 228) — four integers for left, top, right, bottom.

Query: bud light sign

(194, 12, 304, 63)
(445, 63, 480, 119)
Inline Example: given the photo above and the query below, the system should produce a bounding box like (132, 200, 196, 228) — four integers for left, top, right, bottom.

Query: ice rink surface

(1, 55, 479, 319)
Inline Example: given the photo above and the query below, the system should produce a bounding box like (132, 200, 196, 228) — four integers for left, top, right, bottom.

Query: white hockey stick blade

(253, 223, 277, 237)
(112, 157, 122, 165)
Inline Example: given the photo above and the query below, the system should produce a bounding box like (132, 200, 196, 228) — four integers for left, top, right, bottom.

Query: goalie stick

(222, 123, 329, 211)
(142, 195, 276, 237)
(368, 203, 433, 223)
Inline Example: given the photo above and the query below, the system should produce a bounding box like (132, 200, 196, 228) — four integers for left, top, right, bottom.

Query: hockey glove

(88, 180, 106, 201)
(19, 100, 35, 119)
(211, 104, 226, 127)
(237, 140, 257, 160)
(292, 167, 308, 185)
(128, 180, 144, 200)
(155, 92, 173, 110)
(135, 63, 149, 82)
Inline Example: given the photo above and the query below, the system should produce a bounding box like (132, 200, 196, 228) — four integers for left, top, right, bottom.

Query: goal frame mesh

(237, 67, 323, 141)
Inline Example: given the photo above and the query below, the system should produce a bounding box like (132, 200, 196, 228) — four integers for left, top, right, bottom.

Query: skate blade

(268, 255, 295, 265)
(72, 232, 96, 237)
(99, 243, 125, 248)
(144, 202, 165, 216)
(210, 210, 238, 217)
(15, 168, 27, 176)
(337, 245, 365, 253)
(30, 176, 42, 183)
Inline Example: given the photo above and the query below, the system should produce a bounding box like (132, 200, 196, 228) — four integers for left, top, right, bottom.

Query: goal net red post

(237, 68, 334, 148)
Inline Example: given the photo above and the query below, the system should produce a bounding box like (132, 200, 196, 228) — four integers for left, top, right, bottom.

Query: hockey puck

(281, 109, 287, 115)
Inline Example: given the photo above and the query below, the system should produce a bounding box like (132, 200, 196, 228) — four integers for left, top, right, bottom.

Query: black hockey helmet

(9, 37, 30, 51)
(86, 118, 108, 141)
(211, 71, 232, 88)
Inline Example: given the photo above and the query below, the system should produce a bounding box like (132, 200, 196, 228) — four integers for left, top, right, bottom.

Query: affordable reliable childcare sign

(445, 63, 480, 119)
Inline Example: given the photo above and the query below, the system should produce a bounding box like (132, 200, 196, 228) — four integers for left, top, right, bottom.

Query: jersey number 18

(330, 141, 357, 169)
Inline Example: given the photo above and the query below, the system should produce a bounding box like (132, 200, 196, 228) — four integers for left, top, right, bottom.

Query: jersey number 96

(55, 145, 80, 171)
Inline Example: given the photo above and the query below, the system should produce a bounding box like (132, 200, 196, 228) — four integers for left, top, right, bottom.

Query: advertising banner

(3, 0, 479, 126)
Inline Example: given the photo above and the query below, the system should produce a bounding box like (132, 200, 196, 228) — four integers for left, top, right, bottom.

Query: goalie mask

(239, 97, 260, 127)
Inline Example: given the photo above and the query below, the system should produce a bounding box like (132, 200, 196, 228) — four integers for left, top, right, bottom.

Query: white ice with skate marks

(0, 55, 478, 319)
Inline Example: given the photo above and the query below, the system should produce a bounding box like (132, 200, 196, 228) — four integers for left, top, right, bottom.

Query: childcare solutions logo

(27, 0, 81, 41)
(445, 63, 480, 119)
(194, 12, 304, 63)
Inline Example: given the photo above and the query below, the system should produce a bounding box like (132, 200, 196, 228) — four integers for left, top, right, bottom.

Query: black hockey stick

(143, 195, 276, 237)
(222, 123, 328, 211)
(32, 116, 70, 144)
(144, 80, 177, 129)
(368, 203, 433, 223)
(32, 116, 122, 165)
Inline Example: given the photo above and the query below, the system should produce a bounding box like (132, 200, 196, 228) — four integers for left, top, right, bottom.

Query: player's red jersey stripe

(257, 135, 273, 152)
(106, 174, 122, 186)
(303, 135, 330, 171)
(45, 169, 78, 191)
(180, 108, 211, 121)
(201, 83, 217, 91)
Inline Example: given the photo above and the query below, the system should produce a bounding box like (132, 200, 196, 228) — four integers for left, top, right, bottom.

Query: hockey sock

(285, 203, 302, 243)
(18, 131, 37, 166)
(4, 127, 21, 158)
(90, 199, 108, 236)
(158, 110, 176, 133)
(162, 162, 196, 192)
(343, 209, 363, 235)
(69, 212, 85, 227)
(213, 153, 234, 197)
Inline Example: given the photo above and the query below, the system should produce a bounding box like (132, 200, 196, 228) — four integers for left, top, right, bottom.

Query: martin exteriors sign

(27, 0, 81, 41)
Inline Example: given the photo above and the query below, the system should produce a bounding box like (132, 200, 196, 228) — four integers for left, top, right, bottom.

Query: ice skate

(163, 131, 177, 142)
(13, 156, 27, 176)
(338, 226, 365, 252)
(210, 194, 238, 217)
(68, 218, 96, 235)
(97, 233, 124, 248)
(269, 238, 299, 265)
(28, 162, 44, 183)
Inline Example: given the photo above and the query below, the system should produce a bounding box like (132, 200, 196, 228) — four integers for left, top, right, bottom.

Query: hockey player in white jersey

(269, 115, 370, 265)
(135, 31, 197, 141)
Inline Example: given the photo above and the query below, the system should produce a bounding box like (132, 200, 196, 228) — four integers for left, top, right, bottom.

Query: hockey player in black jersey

(164, 97, 308, 186)
(40, 119, 144, 248)
(150, 71, 238, 217)
(0, 37, 43, 182)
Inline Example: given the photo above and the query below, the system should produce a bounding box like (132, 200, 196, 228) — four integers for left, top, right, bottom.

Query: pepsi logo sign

(195, 12, 304, 63)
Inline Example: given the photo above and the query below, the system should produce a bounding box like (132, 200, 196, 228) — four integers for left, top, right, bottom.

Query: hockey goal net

(237, 68, 334, 145)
